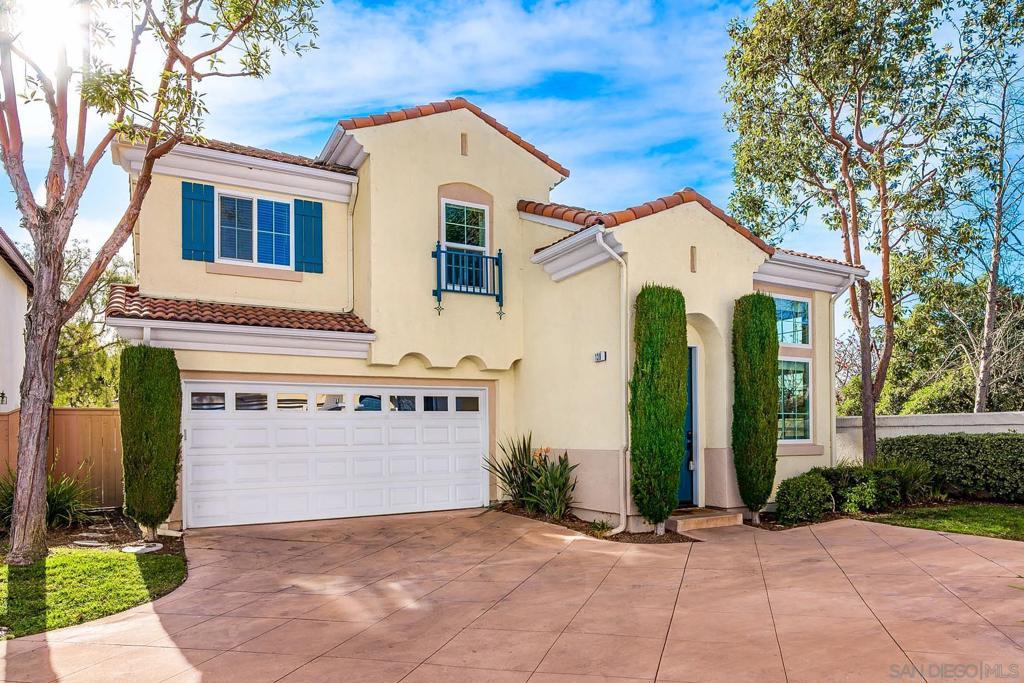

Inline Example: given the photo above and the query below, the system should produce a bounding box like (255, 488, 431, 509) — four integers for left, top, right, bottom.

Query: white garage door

(181, 381, 489, 528)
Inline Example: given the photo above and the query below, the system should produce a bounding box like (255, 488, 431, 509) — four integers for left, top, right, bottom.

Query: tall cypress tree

(732, 293, 779, 523)
(120, 345, 182, 541)
(629, 284, 688, 533)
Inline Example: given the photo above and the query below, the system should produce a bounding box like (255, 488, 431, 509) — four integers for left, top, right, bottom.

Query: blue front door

(677, 347, 695, 504)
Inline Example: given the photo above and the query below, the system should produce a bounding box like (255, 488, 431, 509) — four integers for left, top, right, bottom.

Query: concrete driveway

(3, 511, 1024, 682)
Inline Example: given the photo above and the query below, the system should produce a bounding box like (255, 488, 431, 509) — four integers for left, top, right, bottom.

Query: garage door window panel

(424, 396, 449, 412)
(356, 394, 382, 411)
(191, 392, 225, 411)
(277, 393, 308, 411)
(390, 395, 417, 412)
(236, 392, 268, 411)
(317, 394, 347, 412)
(456, 396, 480, 412)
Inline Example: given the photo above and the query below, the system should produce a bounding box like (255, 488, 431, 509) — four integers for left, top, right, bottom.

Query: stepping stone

(122, 543, 163, 555)
(73, 540, 106, 547)
(75, 532, 110, 538)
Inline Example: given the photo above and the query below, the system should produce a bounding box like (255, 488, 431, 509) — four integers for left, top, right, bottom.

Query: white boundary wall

(836, 412, 1024, 462)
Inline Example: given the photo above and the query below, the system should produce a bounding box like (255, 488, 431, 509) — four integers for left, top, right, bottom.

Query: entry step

(666, 508, 744, 532)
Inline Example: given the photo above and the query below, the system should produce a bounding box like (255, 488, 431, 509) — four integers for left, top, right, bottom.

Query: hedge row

(878, 433, 1024, 502)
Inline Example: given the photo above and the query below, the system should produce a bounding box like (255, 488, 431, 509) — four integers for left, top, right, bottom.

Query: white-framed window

(778, 358, 812, 442)
(442, 199, 488, 290)
(215, 190, 293, 269)
(773, 295, 811, 347)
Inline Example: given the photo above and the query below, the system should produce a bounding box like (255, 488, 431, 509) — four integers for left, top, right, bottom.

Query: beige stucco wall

(0, 263, 27, 407)
(516, 221, 624, 514)
(348, 109, 564, 370)
(134, 173, 351, 312)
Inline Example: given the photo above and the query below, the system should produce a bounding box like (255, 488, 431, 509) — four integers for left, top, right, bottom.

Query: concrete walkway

(3, 511, 1024, 682)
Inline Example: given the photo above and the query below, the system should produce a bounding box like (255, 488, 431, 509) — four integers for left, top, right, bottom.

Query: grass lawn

(1, 548, 186, 639)
(872, 503, 1024, 541)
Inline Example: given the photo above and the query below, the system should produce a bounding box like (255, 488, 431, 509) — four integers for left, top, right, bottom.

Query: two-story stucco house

(1, 227, 31, 410)
(106, 98, 866, 531)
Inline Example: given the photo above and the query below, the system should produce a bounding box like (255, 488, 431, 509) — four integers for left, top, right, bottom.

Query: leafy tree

(119, 345, 181, 542)
(629, 285, 687, 534)
(20, 240, 133, 407)
(2, 0, 320, 565)
(732, 293, 779, 523)
(836, 259, 1024, 414)
(724, 0, 975, 461)
(933, 0, 1024, 412)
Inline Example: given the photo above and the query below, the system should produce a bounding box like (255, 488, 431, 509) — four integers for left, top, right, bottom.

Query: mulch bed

(4, 508, 184, 558)
(494, 503, 696, 543)
(745, 511, 861, 531)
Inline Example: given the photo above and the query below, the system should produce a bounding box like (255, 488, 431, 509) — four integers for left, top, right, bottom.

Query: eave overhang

(107, 317, 375, 359)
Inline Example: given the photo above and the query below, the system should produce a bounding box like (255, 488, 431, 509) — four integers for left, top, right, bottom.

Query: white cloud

(0, 0, 863, 298)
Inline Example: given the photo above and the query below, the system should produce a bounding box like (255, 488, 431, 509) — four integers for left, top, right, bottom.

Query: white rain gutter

(345, 177, 359, 312)
(594, 227, 631, 535)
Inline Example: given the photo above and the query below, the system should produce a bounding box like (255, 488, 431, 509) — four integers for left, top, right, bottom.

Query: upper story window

(216, 192, 292, 268)
(443, 200, 488, 254)
(442, 199, 489, 290)
(773, 296, 810, 346)
(181, 181, 323, 273)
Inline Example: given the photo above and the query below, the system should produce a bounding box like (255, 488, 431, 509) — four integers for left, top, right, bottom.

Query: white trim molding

(108, 317, 375, 359)
(518, 211, 583, 232)
(112, 142, 357, 204)
(755, 251, 868, 293)
(530, 225, 625, 282)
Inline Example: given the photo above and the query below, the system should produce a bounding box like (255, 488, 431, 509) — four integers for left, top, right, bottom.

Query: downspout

(594, 227, 631, 535)
(830, 273, 858, 466)
(344, 179, 359, 313)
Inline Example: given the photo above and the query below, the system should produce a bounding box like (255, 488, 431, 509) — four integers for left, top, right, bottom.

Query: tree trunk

(6, 246, 64, 566)
(857, 282, 877, 464)
(975, 234, 1001, 413)
(750, 510, 761, 525)
(654, 521, 665, 536)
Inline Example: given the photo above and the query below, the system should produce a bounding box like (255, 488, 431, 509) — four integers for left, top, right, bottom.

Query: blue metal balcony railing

(432, 242, 504, 318)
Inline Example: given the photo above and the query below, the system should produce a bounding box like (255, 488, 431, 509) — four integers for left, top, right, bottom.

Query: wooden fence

(0, 408, 123, 507)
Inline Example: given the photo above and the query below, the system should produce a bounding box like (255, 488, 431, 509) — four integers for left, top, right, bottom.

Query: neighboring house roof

(105, 284, 374, 334)
(522, 189, 775, 256)
(0, 226, 33, 292)
(334, 97, 570, 178)
(184, 137, 357, 175)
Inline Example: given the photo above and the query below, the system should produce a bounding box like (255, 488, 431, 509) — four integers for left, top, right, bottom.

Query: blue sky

(2, 0, 862, 317)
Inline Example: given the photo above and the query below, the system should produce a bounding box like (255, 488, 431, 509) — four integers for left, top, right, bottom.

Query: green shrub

(811, 462, 905, 513)
(775, 472, 833, 525)
(872, 456, 934, 504)
(120, 345, 182, 540)
(486, 434, 539, 511)
(878, 433, 1024, 502)
(869, 468, 904, 510)
(732, 293, 779, 523)
(841, 480, 877, 514)
(0, 463, 95, 529)
(629, 284, 688, 530)
(524, 451, 578, 519)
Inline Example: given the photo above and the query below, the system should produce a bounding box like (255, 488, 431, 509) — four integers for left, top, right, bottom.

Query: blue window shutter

(294, 199, 323, 273)
(181, 181, 214, 262)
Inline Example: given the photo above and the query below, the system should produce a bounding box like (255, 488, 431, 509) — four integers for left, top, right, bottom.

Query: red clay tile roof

(105, 284, 373, 334)
(0, 226, 32, 292)
(524, 189, 775, 256)
(339, 97, 570, 178)
(187, 137, 357, 175)
(775, 248, 864, 269)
